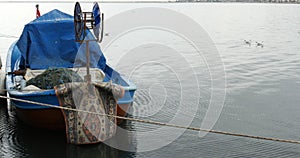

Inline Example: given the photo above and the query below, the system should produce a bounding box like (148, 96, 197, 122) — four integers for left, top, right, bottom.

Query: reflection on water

(0, 106, 135, 158)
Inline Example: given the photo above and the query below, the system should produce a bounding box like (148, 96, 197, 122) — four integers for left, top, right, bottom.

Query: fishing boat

(5, 5, 136, 132)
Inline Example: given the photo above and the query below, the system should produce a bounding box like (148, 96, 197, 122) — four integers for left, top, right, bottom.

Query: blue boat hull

(6, 42, 136, 130)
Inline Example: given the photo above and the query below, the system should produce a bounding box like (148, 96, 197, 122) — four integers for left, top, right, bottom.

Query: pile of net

(26, 68, 83, 89)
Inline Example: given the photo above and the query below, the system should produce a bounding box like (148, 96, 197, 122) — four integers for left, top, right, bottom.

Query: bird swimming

(256, 41, 263, 48)
(244, 40, 251, 46)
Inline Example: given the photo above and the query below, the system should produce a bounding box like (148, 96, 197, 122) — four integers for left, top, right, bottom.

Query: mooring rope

(0, 89, 52, 92)
(0, 33, 18, 39)
(0, 94, 299, 145)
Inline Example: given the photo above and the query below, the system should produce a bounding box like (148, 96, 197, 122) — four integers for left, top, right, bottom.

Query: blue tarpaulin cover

(16, 9, 106, 70)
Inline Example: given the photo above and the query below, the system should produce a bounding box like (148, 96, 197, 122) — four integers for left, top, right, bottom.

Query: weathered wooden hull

(116, 103, 131, 124)
(14, 103, 132, 130)
(15, 106, 65, 130)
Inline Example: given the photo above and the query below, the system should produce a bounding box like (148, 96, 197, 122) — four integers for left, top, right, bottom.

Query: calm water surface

(0, 2, 300, 158)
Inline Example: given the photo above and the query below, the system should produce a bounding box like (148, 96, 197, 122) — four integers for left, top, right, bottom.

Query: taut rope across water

(0, 95, 299, 145)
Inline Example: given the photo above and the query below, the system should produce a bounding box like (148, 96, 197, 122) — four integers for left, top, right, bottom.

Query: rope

(0, 94, 299, 145)
(0, 89, 50, 92)
(0, 33, 18, 39)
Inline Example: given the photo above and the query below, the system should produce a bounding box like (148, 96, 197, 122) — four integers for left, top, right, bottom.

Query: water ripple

(0, 107, 29, 158)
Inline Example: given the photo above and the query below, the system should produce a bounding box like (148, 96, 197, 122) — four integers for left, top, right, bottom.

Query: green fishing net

(26, 68, 83, 89)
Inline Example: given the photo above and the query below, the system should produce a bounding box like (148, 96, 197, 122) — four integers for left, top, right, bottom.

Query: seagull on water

(256, 41, 264, 48)
(244, 40, 251, 46)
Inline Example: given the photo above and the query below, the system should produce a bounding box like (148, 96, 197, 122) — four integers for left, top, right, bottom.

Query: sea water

(0, 2, 300, 158)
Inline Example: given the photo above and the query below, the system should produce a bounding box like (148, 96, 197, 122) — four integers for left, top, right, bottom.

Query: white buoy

(0, 71, 5, 95)
(0, 56, 7, 105)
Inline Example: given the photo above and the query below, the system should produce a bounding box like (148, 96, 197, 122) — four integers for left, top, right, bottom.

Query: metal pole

(83, 12, 91, 83)
(99, 13, 104, 43)
(85, 40, 91, 82)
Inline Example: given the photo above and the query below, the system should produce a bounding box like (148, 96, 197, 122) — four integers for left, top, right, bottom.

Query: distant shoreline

(173, 1, 300, 4)
(117, 0, 300, 4)
(0, 0, 299, 4)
